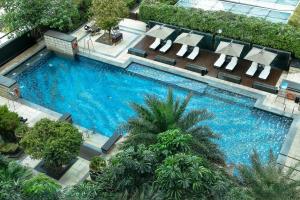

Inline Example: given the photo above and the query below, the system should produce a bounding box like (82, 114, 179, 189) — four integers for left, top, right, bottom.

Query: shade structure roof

(174, 32, 204, 46)
(244, 47, 277, 66)
(146, 25, 175, 40)
(215, 41, 244, 57)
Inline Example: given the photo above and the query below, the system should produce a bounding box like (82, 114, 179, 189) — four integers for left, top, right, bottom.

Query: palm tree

(238, 150, 300, 200)
(123, 88, 224, 165)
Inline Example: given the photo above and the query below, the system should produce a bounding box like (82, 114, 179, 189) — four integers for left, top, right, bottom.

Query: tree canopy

(0, 0, 79, 33)
(90, 0, 128, 35)
(123, 89, 224, 165)
(20, 119, 83, 171)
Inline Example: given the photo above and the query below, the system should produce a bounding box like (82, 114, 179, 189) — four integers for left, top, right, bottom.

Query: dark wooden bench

(58, 113, 72, 123)
(253, 81, 278, 94)
(217, 72, 241, 84)
(154, 55, 176, 66)
(101, 132, 122, 153)
(128, 48, 147, 58)
(186, 63, 208, 76)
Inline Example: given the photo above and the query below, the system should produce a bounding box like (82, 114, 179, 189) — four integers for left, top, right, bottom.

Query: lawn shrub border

(140, 1, 300, 58)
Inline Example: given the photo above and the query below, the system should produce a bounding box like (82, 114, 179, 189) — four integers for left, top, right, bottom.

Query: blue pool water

(11, 52, 292, 165)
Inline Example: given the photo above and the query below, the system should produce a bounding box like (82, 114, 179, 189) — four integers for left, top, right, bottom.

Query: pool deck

(1, 18, 300, 180)
(134, 36, 283, 88)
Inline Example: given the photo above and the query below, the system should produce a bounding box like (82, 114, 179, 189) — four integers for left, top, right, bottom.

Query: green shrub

(0, 105, 21, 143)
(89, 156, 107, 174)
(140, 1, 300, 58)
(22, 174, 61, 200)
(0, 143, 19, 154)
(125, 0, 136, 9)
(289, 4, 300, 28)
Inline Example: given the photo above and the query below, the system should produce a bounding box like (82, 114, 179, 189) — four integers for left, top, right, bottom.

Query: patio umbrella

(215, 41, 244, 57)
(174, 32, 204, 47)
(146, 25, 175, 40)
(244, 47, 277, 66)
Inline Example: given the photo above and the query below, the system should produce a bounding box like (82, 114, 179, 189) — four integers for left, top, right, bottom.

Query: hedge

(140, 1, 300, 58)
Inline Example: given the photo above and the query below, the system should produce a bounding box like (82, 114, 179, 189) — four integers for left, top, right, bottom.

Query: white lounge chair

(225, 57, 238, 71)
(214, 54, 226, 68)
(259, 65, 271, 80)
(176, 44, 188, 57)
(246, 62, 258, 77)
(187, 46, 200, 60)
(159, 40, 172, 53)
(150, 38, 161, 50)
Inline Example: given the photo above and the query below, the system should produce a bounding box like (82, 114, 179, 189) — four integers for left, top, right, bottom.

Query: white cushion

(214, 54, 226, 68)
(246, 62, 258, 76)
(159, 40, 172, 53)
(259, 66, 271, 80)
(150, 38, 161, 50)
(176, 44, 188, 57)
(187, 47, 200, 60)
(225, 57, 238, 71)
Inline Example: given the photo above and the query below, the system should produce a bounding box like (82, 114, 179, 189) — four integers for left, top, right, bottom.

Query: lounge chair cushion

(187, 47, 200, 60)
(160, 40, 172, 53)
(177, 44, 188, 57)
(150, 38, 161, 50)
(214, 54, 226, 68)
(259, 66, 271, 80)
(225, 57, 238, 71)
(246, 62, 258, 77)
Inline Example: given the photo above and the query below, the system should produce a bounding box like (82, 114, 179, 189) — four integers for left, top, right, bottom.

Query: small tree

(20, 119, 83, 173)
(0, 105, 21, 143)
(90, 0, 128, 38)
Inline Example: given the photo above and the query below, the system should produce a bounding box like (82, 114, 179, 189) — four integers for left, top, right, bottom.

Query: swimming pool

(177, 0, 298, 23)
(9, 51, 292, 165)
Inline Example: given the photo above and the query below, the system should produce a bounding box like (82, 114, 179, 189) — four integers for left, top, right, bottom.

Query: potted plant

(89, 156, 107, 180)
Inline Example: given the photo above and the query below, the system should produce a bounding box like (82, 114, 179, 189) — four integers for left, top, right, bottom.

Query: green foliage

(123, 88, 224, 165)
(0, 105, 21, 142)
(289, 4, 300, 28)
(0, 143, 19, 154)
(89, 156, 107, 173)
(22, 174, 61, 200)
(60, 181, 99, 200)
(0, 0, 80, 33)
(140, 0, 300, 58)
(0, 155, 32, 200)
(90, 0, 128, 35)
(124, 0, 136, 9)
(238, 150, 300, 200)
(155, 153, 215, 199)
(150, 129, 192, 159)
(20, 118, 83, 170)
(107, 145, 157, 193)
